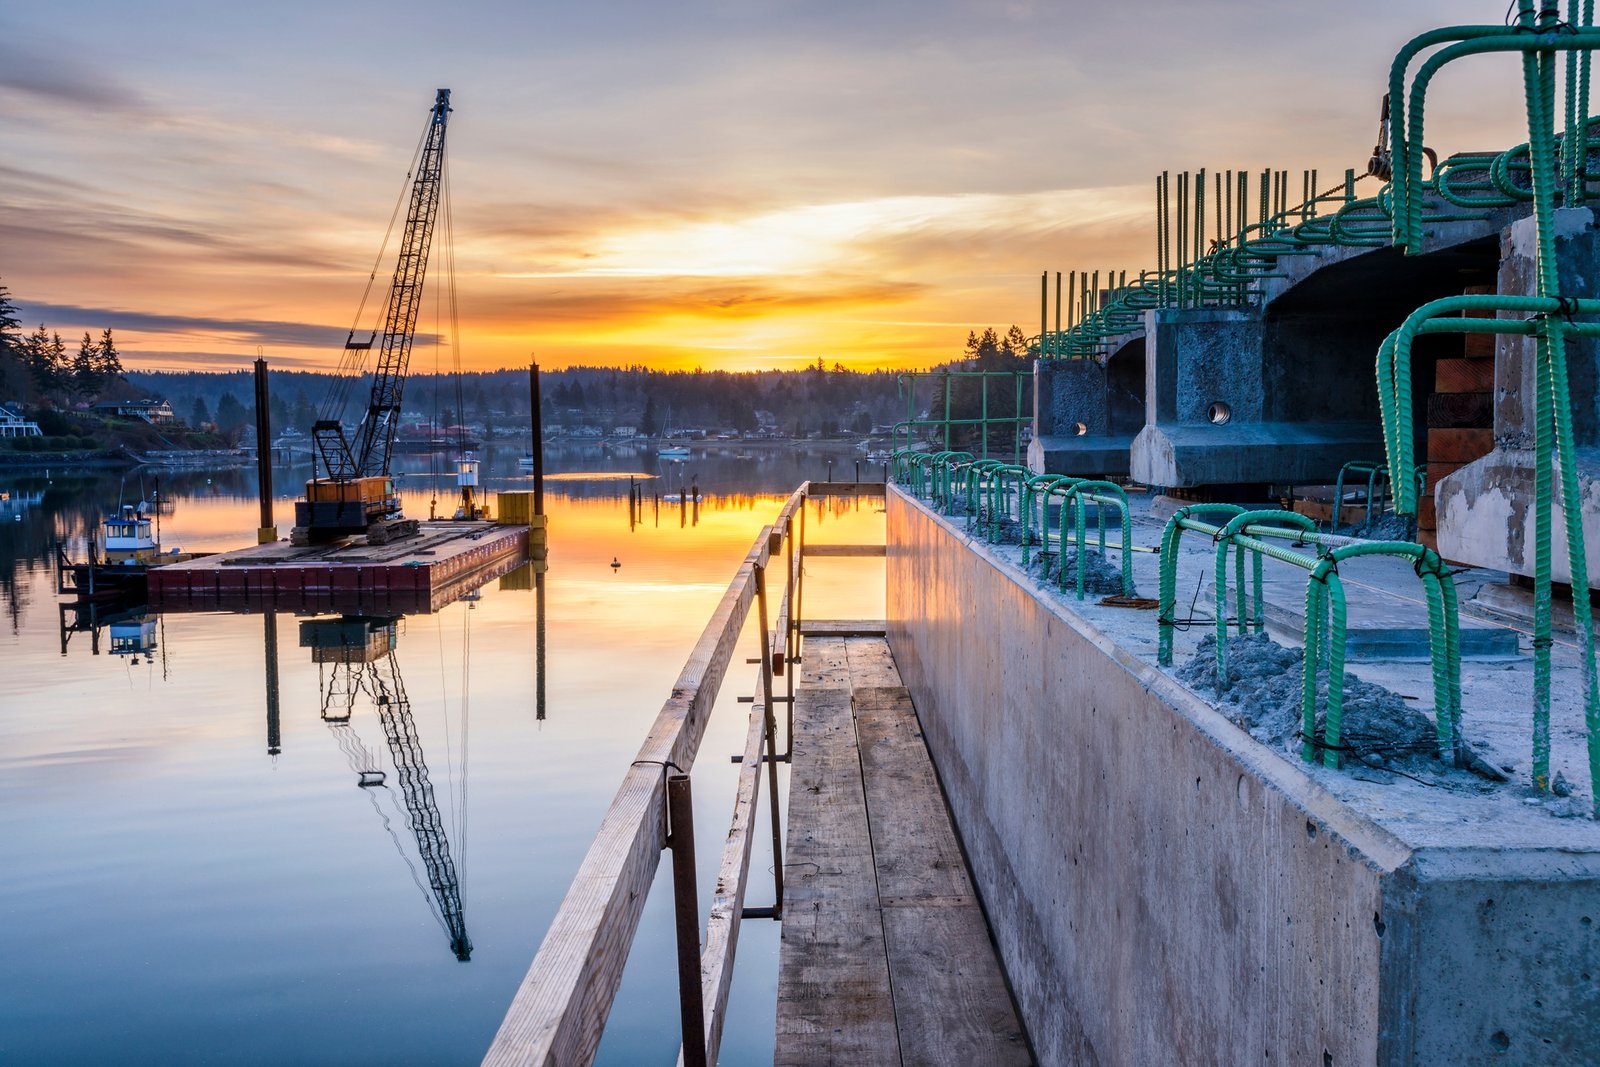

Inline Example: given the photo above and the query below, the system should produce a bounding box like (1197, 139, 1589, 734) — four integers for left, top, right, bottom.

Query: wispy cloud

(12, 302, 440, 353)
(0, 39, 146, 112)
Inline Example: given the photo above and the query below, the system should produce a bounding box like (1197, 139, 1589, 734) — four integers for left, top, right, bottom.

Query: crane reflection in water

(299, 613, 473, 961)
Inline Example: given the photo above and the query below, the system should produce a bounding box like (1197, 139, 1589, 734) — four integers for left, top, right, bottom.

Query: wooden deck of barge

(147, 520, 528, 614)
(777, 632, 1031, 1066)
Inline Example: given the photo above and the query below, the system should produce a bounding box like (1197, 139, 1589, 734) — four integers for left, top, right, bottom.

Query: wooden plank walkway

(775, 634, 1032, 1066)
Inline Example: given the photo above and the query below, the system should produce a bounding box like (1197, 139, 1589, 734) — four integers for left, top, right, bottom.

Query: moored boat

(56, 503, 201, 598)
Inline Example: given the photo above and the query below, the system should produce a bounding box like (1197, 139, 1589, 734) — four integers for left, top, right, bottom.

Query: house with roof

(0, 403, 42, 438)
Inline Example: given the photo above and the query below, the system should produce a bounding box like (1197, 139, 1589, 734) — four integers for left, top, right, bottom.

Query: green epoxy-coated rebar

(1210, 511, 1320, 684)
(1159, 507, 1463, 769)
(1380, 6, 1600, 807)
(1057, 481, 1133, 599)
(1157, 504, 1246, 666)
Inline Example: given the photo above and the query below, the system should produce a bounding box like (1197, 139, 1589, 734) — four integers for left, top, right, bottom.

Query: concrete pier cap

(1029, 341, 1143, 477)
(1128, 234, 1499, 489)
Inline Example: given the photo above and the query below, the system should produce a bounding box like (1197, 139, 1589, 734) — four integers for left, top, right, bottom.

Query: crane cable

(443, 151, 467, 460)
(318, 120, 431, 426)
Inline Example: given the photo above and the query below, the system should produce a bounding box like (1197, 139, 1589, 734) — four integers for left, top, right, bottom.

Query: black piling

(252, 358, 275, 543)
(529, 362, 546, 517)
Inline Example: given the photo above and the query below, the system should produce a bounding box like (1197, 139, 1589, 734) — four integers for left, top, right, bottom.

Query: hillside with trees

(0, 279, 231, 458)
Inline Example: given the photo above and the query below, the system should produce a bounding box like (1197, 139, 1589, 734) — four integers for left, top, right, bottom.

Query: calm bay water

(0, 443, 885, 1065)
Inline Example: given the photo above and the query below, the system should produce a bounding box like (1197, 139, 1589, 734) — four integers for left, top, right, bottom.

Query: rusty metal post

(1039, 270, 1047, 348)
(666, 773, 707, 1067)
(753, 560, 784, 912)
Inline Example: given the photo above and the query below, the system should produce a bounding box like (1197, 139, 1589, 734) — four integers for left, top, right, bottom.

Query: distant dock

(148, 520, 528, 615)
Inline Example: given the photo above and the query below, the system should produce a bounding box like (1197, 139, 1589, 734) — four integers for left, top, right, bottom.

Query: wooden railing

(483, 481, 886, 1067)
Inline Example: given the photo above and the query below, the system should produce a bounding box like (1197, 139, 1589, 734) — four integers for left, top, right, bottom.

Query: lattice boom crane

(293, 88, 452, 546)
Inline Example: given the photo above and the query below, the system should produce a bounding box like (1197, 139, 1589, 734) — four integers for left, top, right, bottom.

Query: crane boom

(355, 88, 451, 479)
(370, 651, 472, 961)
(297, 89, 452, 544)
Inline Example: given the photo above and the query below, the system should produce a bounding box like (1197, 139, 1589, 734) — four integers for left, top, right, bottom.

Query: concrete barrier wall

(885, 486, 1600, 1065)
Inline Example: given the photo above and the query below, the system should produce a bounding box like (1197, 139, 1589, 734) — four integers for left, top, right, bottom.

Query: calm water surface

(0, 443, 885, 1065)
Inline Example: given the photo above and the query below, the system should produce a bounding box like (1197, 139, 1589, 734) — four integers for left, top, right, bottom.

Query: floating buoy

(610, 556, 621, 572)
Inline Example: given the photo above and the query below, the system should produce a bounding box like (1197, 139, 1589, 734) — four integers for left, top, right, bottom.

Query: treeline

(128, 360, 926, 439)
(123, 341, 1032, 442)
(0, 281, 128, 408)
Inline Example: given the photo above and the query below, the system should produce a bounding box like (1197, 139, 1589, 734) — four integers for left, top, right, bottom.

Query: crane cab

(292, 476, 405, 543)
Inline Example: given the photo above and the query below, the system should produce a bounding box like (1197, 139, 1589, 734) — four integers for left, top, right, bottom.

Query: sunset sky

(1, 2, 1531, 373)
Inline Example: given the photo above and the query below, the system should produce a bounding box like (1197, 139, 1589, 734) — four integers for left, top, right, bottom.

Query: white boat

(657, 446, 691, 460)
(103, 504, 159, 564)
(518, 450, 536, 473)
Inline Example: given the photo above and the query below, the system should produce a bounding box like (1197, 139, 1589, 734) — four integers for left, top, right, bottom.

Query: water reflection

(300, 613, 473, 962)
(4, 442, 883, 1063)
(497, 562, 548, 721)
(57, 595, 160, 661)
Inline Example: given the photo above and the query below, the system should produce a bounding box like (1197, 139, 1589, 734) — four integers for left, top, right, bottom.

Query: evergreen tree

(74, 333, 98, 399)
(190, 396, 212, 428)
(640, 395, 660, 436)
(215, 392, 248, 432)
(70, 331, 97, 399)
(0, 282, 19, 356)
(25, 324, 67, 396)
(94, 328, 123, 385)
(290, 389, 315, 432)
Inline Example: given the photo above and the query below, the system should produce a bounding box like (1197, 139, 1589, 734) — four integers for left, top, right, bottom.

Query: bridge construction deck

(776, 633, 1032, 1066)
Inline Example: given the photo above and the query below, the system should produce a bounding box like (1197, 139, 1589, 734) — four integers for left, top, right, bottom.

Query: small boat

(56, 503, 199, 599)
(657, 446, 691, 460)
(518, 450, 536, 473)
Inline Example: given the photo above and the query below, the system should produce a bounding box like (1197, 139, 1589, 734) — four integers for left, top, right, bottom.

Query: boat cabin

(103, 505, 157, 564)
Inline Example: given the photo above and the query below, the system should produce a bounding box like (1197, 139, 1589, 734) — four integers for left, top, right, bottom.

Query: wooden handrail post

(753, 560, 784, 914)
(667, 774, 708, 1067)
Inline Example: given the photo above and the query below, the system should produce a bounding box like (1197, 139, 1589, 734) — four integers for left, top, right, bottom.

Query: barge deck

(147, 520, 528, 614)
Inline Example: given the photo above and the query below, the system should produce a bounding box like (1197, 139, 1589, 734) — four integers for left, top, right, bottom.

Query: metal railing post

(784, 513, 797, 754)
(667, 773, 707, 1067)
(753, 560, 785, 914)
